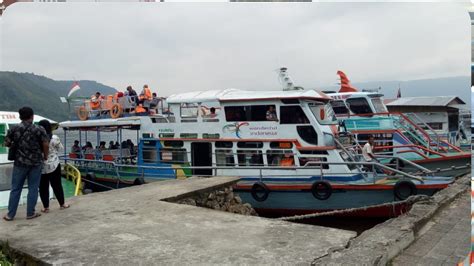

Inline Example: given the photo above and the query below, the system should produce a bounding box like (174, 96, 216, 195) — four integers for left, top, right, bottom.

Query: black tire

(251, 182, 270, 202)
(394, 180, 417, 200)
(311, 181, 332, 200)
(83, 172, 96, 192)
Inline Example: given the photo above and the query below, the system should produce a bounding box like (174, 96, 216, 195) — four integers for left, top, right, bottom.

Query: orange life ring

(110, 103, 123, 119)
(77, 106, 89, 121)
(320, 109, 325, 121)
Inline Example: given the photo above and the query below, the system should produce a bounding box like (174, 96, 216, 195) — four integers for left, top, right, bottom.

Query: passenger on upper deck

(90, 92, 104, 110)
(125, 85, 138, 104)
(150, 93, 160, 110)
(139, 84, 153, 104)
(266, 106, 278, 121)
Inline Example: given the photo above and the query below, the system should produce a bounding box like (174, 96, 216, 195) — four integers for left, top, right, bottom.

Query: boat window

(308, 102, 337, 125)
(225, 105, 277, 122)
(160, 148, 188, 164)
(299, 157, 328, 169)
(269, 142, 293, 149)
(299, 150, 328, 155)
(357, 133, 393, 153)
(370, 98, 387, 113)
(142, 140, 158, 163)
(163, 141, 184, 147)
(237, 150, 263, 166)
(215, 141, 233, 148)
(180, 103, 198, 122)
(297, 126, 318, 145)
(346, 97, 373, 115)
(280, 106, 309, 124)
(266, 150, 294, 166)
(281, 99, 300, 104)
(330, 100, 349, 115)
(202, 106, 220, 122)
(215, 149, 235, 166)
(237, 142, 263, 148)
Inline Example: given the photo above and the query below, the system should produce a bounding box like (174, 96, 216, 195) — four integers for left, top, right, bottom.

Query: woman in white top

(38, 120, 69, 212)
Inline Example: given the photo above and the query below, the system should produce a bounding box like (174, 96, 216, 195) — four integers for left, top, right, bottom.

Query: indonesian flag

(396, 87, 401, 98)
(67, 82, 80, 98)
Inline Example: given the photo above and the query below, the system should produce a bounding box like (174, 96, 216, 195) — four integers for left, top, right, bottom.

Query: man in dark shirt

(3, 107, 49, 221)
(125, 85, 138, 105)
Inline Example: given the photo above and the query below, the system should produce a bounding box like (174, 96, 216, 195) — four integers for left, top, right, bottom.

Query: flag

(396, 87, 401, 98)
(67, 82, 80, 98)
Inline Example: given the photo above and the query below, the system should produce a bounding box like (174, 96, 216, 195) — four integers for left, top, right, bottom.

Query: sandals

(41, 208, 50, 213)
(3, 215, 13, 221)
(26, 213, 41, 220)
(60, 204, 70, 210)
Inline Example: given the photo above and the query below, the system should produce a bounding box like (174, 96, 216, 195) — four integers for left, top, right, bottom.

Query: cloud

(1, 3, 469, 97)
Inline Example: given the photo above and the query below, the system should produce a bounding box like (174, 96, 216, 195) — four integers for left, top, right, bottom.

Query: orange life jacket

(280, 157, 294, 166)
(140, 87, 152, 101)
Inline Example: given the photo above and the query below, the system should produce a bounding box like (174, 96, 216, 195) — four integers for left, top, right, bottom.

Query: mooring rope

(277, 195, 432, 221)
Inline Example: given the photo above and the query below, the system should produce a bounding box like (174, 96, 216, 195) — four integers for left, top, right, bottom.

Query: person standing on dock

(3, 107, 49, 221)
(38, 120, 70, 213)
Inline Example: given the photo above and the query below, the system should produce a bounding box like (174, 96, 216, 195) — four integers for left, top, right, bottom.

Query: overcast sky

(0, 3, 470, 97)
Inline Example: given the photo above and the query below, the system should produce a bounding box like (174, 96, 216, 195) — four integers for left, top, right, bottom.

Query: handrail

(63, 157, 425, 183)
(372, 144, 447, 158)
(64, 163, 82, 196)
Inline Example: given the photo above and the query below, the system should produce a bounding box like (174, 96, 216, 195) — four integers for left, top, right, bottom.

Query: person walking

(38, 120, 70, 213)
(3, 107, 49, 221)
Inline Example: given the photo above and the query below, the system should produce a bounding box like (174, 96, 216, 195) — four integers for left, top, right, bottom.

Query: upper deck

(62, 89, 340, 149)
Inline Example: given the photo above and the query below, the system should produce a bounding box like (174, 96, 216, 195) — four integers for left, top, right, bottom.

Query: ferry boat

(0, 111, 75, 209)
(61, 89, 454, 217)
(278, 68, 470, 177)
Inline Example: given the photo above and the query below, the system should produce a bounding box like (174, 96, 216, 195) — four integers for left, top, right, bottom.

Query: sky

(0, 3, 470, 97)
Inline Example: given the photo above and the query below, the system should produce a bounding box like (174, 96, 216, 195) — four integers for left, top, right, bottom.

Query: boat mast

(278, 67, 304, 91)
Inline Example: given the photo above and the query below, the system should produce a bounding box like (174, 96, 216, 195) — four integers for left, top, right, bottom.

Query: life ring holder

(311, 181, 332, 200)
(394, 180, 417, 200)
(77, 106, 89, 121)
(110, 103, 123, 119)
(251, 182, 270, 202)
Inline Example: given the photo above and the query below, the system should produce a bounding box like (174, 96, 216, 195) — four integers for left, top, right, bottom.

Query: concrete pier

(0, 177, 356, 264)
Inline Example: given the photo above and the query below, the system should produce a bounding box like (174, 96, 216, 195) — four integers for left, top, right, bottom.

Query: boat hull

(234, 179, 450, 218)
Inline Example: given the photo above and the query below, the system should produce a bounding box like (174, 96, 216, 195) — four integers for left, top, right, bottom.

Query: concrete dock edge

(312, 174, 470, 265)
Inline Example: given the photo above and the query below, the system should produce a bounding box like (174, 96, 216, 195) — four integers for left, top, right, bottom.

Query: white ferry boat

(60, 89, 454, 217)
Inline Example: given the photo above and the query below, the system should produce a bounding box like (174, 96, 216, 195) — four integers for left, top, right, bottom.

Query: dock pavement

(0, 176, 356, 264)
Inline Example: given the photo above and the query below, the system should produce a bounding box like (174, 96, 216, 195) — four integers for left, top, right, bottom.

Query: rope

(277, 195, 432, 221)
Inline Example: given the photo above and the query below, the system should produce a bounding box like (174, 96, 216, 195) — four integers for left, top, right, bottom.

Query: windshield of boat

(370, 97, 387, 113)
(346, 97, 373, 115)
(329, 100, 349, 115)
(309, 102, 338, 125)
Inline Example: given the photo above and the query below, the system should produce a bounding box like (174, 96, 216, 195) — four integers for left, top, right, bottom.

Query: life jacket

(90, 95, 104, 109)
(140, 87, 152, 101)
(280, 157, 294, 166)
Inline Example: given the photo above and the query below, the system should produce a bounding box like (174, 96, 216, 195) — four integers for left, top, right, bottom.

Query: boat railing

(63, 157, 426, 184)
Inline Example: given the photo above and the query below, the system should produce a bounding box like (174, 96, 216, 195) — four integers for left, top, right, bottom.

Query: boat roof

(0, 111, 56, 124)
(60, 117, 142, 130)
(166, 89, 331, 104)
(325, 91, 383, 99)
(386, 96, 466, 107)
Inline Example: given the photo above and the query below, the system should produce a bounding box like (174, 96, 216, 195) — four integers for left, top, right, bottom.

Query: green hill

(0, 72, 117, 122)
